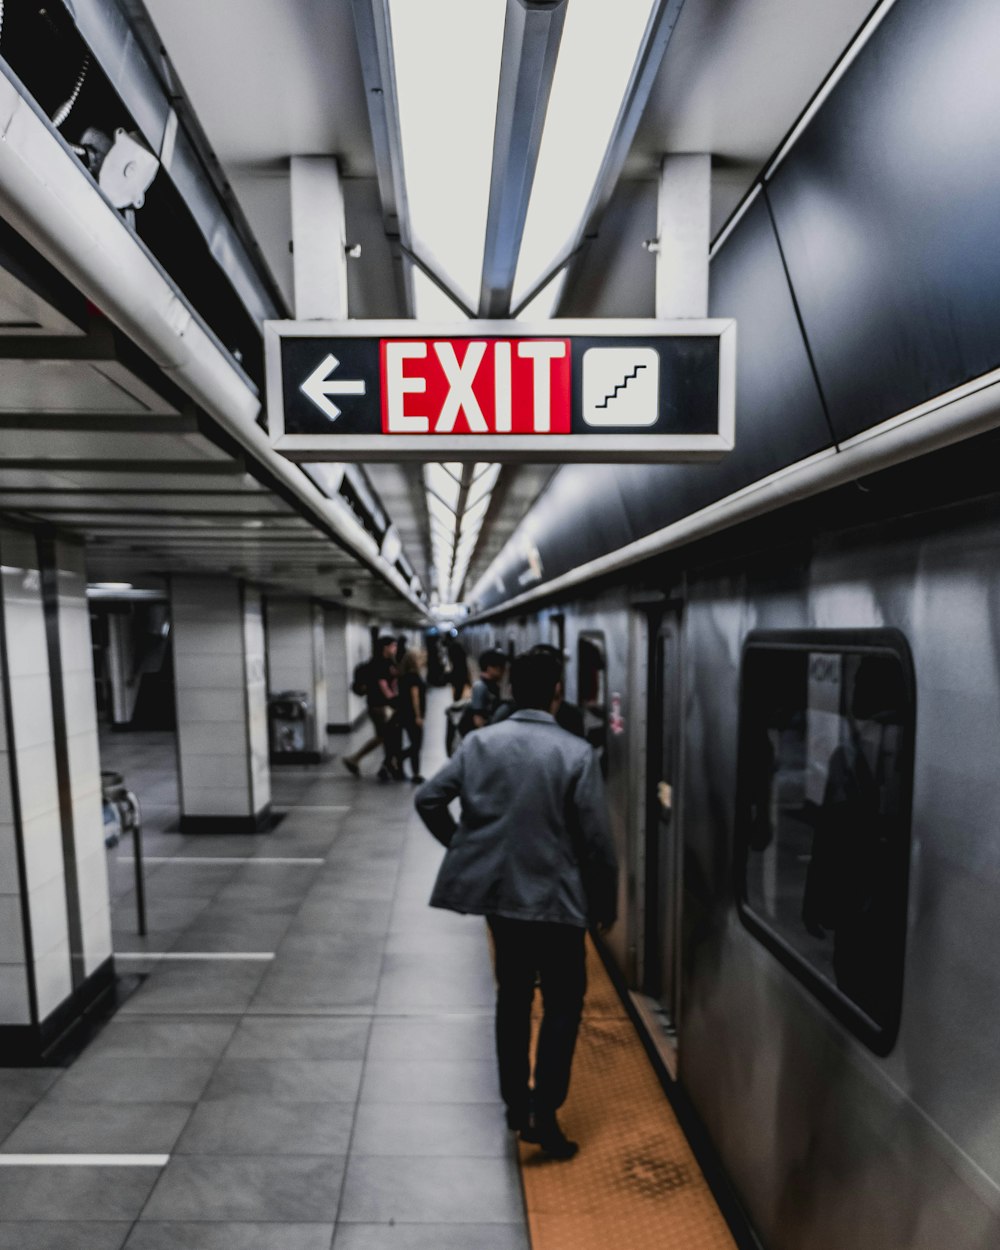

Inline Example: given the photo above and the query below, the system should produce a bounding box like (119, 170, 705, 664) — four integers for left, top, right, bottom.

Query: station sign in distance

(264, 318, 735, 463)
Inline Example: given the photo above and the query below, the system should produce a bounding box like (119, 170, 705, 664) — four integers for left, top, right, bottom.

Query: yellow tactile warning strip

(517, 936, 738, 1250)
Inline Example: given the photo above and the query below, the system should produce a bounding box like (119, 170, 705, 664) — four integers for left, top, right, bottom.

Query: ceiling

(0, 0, 885, 619)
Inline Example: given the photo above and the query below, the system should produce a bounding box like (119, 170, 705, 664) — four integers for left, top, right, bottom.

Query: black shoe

(342, 758, 360, 777)
(522, 1114, 578, 1160)
(376, 765, 391, 782)
(505, 1105, 529, 1133)
(410, 774, 425, 785)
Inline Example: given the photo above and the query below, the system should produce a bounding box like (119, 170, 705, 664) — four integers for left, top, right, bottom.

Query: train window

(736, 630, 915, 1054)
(578, 632, 608, 766)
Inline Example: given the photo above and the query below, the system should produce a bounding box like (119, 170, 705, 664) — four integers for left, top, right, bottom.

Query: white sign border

(264, 318, 735, 463)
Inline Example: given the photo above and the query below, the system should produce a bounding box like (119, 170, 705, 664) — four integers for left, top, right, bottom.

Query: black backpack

(351, 659, 371, 697)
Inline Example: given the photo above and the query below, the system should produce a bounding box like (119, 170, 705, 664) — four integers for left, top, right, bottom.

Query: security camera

(341, 585, 354, 599)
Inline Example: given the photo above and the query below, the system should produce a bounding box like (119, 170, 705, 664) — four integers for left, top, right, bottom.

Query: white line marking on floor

(118, 857, 325, 865)
(0, 1155, 169, 1167)
(277, 804, 351, 811)
(115, 952, 275, 961)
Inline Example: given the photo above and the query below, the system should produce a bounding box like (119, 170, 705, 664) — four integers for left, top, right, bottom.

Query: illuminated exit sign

(264, 319, 735, 463)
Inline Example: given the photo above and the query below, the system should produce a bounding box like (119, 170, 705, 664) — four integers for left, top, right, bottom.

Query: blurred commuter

(398, 647, 427, 784)
(446, 635, 469, 700)
(465, 648, 507, 732)
(343, 635, 402, 780)
(415, 650, 618, 1160)
(490, 643, 585, 738)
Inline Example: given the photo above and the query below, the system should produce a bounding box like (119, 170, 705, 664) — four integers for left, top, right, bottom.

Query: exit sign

(265, 319, 735, 463)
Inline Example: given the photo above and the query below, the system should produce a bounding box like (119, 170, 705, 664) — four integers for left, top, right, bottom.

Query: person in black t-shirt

(343, 636, 402, 779)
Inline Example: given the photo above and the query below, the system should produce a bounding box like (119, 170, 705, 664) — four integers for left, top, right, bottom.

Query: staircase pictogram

(595, 363, 648, 409)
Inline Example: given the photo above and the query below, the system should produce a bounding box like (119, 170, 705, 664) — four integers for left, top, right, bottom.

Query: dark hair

(377, 635, 397, 653)
(479, 648, 507, 671)
(529, 643, 564, 670)
(511, 650, 562, 711)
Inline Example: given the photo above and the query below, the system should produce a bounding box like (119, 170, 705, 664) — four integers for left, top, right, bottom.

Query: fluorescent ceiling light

(460, 492, 491, 534)
(466, 463, 502, 511)
(426, 492, 456, 532)
(512, 0, 657, 312)
(424, 463, 462, 511)
(390, 0, 506, 319)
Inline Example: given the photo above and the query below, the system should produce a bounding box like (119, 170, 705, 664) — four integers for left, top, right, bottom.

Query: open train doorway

(643, 607, 684, 1041)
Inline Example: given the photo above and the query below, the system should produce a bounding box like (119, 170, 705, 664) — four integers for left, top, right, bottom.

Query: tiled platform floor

(0, 691, 528, 1249)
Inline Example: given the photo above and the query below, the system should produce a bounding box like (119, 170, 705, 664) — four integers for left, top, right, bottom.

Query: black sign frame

(264, 318, 735, 463)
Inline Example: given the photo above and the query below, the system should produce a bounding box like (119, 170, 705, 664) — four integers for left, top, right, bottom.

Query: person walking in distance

(398, 647, 427, 784)
(415, 650, 618, 1159)
(343, 635, 401, 780)
(446, 634, 469, 700)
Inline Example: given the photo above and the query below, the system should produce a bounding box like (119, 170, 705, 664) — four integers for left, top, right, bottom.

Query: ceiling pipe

(478, 0, 567, 318)
(0, 66, 422, 611)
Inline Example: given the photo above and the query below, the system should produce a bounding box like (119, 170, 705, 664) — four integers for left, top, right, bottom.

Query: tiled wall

(172, 577, 260, 819)
(0, 701, 30, 1024)
(324, 608, 371, 727)
(52, 541, 112, 978)
(0, 527, 71, 1023)
(266, 599, 326, 753)
(242, 587, 270, 815)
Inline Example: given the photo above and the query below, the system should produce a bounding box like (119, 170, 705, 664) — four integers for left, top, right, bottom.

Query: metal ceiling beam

(350, 0, 416, 317)
(0, 414, 199, 433)
(551, 0, 690, 315)
(478, 0, 567, 318)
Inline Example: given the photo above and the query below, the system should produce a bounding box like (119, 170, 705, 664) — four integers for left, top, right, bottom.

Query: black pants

(401, 719, 423, 777)
(487, 916, 586, 1121)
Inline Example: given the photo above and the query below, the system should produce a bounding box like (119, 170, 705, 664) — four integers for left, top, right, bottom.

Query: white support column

(266, 599, 327, 760)
(655, 153, 712, 319)
(171, 577, 271, 833)
(290, 156, 349, 320)
(324, 607, 371, 733)
(0, 526, 114, 1061)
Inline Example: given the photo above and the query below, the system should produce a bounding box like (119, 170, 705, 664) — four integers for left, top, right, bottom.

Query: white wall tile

(8, 673, 56, 752)
(27, 874, 69, 959)
(80, 901, 113, 974)
(0, 821, 19, 890)
(33, 939, 72, 1019)
(0, 964, 30, 1024)
(178, 751, 252, 792)
(0, 895, 25, 964)
(175, 687, 246, 724)
(20, 806, 65, 894)
(12, 739, 60, 824)
(180, 785, 252, 818)
(174, 651, 246, 690)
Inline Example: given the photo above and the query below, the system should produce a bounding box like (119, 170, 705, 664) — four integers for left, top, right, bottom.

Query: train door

(643, 609, 683, 1035)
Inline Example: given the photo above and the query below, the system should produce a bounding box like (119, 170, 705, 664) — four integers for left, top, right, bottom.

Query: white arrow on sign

(299, 353, 366, 422)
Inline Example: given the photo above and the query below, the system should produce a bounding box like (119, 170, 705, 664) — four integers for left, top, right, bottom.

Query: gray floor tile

(359, 1060, 499, 1105)
(176, 1097, 354, 1155)
(0, 1071, 61, 1102)
(119, 963, 268, 1015)
(366, 1016, 494, 1062)
(1, 1101, 191, 1154)
(351, 1102, 510, 1157)
(204, 1059, 363, 1102)
(225, 1017, 369, 1059)
(86, 1019, 237, 1059)
(141, 1155, 345, 1222)
(332, 1227, 529, 1250)
(0, 1224, 131, 1250)
(0, 1165, 161, 1220)
(338, 1155, 523, 1224)
(46, 1057, 215, 1104)
(124, 1225, 334, 1250)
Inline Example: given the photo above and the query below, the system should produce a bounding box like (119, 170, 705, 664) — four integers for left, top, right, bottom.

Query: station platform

(0, 692, 737, 1249)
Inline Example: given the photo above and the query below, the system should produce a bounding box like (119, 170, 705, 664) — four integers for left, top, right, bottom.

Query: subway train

(450, 0, 1000, 1240)
(460, 432, 1000, 1250)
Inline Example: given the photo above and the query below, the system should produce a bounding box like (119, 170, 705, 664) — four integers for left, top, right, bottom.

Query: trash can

(268, 690, 314, 758)
(101, 770, 139, 848)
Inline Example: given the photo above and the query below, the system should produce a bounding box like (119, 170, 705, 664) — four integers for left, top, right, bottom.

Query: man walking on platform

(415, 650, 617, 1159)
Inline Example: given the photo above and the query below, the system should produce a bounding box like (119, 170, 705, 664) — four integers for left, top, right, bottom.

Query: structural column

(171, 577, 271, 833)
(656, 153, 711, 319)
(265, 598, 327, 761)
(324, 607, 372, 733)
(0, 525, 113, 1062)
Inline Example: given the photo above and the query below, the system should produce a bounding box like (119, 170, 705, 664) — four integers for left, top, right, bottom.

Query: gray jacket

(414, 709, 618, 927)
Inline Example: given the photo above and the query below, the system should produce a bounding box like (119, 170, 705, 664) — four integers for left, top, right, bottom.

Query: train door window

(578, 632, 608, 769)
(736, 630, 915, 1054)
